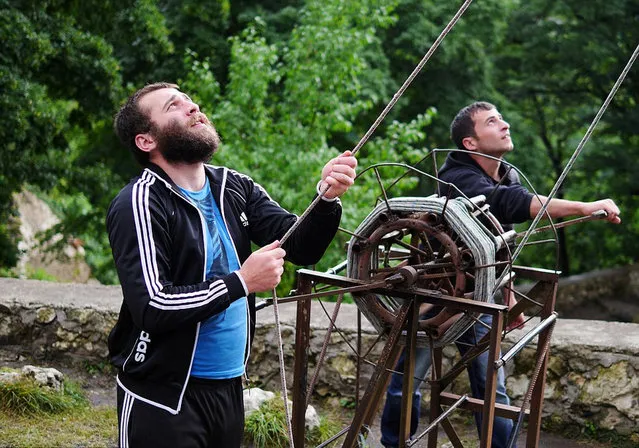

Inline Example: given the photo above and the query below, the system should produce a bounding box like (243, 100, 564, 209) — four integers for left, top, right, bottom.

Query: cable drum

(346, 195, 512, 348)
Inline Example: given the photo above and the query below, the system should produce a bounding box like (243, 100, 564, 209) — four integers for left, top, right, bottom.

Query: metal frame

(289, 266, 558, 448)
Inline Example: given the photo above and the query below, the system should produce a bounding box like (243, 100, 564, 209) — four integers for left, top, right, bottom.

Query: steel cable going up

(268, 1, 477, 446)
(511, 41, 639, 264)
(277, 0, 476, 248)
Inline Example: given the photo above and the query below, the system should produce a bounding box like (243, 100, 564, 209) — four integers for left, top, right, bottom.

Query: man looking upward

(107, 82, 357, 447)
(380, 101, 620, 448)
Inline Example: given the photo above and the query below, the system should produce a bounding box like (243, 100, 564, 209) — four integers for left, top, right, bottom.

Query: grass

(0, 378, 88, 416)
(0, 377, 117, 447)
(25, 267, 59, 282)
(0, 406, 117, 448)
(81, 360, 115, 377)
(0, 374, 344, 448)
(6, 371, 633, 448)
(244, 395, 343, 447)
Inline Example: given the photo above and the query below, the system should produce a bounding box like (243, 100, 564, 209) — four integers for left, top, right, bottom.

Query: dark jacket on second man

(438, 151, 533, 231)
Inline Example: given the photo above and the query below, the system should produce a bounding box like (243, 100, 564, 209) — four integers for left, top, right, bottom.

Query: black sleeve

(282, 197, 341, 266)
(242, 177, 341, 266)
(441, 169, 533, 225)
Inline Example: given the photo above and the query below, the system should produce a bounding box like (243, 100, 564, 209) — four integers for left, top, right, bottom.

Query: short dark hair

(450, 101, 496, 150)
(114, 82, 179, 166)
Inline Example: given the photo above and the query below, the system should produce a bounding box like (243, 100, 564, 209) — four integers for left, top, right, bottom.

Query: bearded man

(107, 82, 357, 447)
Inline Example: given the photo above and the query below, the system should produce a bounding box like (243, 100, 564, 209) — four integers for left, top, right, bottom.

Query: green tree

(497, 0, 639, 274)
(154, 0, 230, 84)
(180, 0, 435, 293)
(4, 0, 636, 285)
(379, 0, 512, 148)
(0, 0, 122, 269)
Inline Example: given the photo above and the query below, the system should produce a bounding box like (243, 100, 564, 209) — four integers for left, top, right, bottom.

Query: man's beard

(153, 119, 221, 164)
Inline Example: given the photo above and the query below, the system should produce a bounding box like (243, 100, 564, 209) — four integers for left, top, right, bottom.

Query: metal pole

(494, 313, 558, 370)
(407, 395, 469, 447)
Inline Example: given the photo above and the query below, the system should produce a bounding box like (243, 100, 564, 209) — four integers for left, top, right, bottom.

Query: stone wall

(554, 264, 639, 323)
(0, 278, 118, 361)
(0, 277, 638, 438)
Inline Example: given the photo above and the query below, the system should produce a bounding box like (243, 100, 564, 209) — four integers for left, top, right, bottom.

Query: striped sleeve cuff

(233, 271, 249, 296)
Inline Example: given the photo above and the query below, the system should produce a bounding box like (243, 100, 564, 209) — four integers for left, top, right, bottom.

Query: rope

(271, 291, 295, 448)
(512, 41, 639, 263)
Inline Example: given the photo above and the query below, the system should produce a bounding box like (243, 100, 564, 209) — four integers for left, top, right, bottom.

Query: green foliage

(339, 396, 357, 409)
(243, 395, 340, 447)
(542, 416, 638, 448)
(497, 0, 639, 274)
(379, 0, 512, 146)
(1, 0, 637, 284)
(183, 0, 435, 289)
(25, 267, 59, 282)
(0, 378, 88, 416)
(244, 397, 289, 447)
(82, 360, 116, 377)
(0, 209, 21, 269)
(157, 0, 229, 83)
(0, 71, 75, 267)
(308, 414, 343, 447)
(0, 0, 122, 271)
(0, 404, 117, 447)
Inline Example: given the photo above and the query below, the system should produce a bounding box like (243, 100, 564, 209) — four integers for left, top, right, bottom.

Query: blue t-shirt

(179, 178, 248, 379)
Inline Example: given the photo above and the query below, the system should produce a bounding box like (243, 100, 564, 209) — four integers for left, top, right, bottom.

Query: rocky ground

(0, 347, 117, 408)
(0, 347, 614, 448)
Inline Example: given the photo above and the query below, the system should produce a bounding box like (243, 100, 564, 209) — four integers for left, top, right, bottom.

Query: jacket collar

(143, 162, 227, 203)
(440, 150, 514, 182)
(144, 162, 225, 188)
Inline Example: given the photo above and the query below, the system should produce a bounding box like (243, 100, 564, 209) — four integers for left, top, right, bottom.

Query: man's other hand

(239, 241, 286, 293)
(582, 199, 621, 224)
(319, 151, 357, 199)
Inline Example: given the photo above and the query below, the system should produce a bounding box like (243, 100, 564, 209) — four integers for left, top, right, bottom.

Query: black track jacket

(106, 163, 342, 414)
(438, 151, 533, 231)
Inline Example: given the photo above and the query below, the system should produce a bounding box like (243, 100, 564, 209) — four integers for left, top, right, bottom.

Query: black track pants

(117, 376, 244, 448)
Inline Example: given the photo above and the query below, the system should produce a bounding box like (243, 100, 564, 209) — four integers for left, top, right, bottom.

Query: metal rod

(520, 238, 556, 247)
(315, 425, 350, 447)
(515, 210, 607, 238)
(512, 41, 639, 264)
(275, 280, 388, 304)
(407, 394, 469, 447)
(495, 312, 558, 369)
(339, 226, 368, 240)
(506, 320, 556, 448)
(375, 167, 393, 215)
(325, 259, 348, 275)
(255, 260, 351, 311)
(255, 299, 270, 311)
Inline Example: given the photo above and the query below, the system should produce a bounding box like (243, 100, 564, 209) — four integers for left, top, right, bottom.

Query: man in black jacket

(380, 101, 620, 448)
(107, 82, 357, 447)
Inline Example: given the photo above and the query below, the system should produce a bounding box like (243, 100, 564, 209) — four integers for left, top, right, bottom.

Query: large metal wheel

(347, 194, 514, 347)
